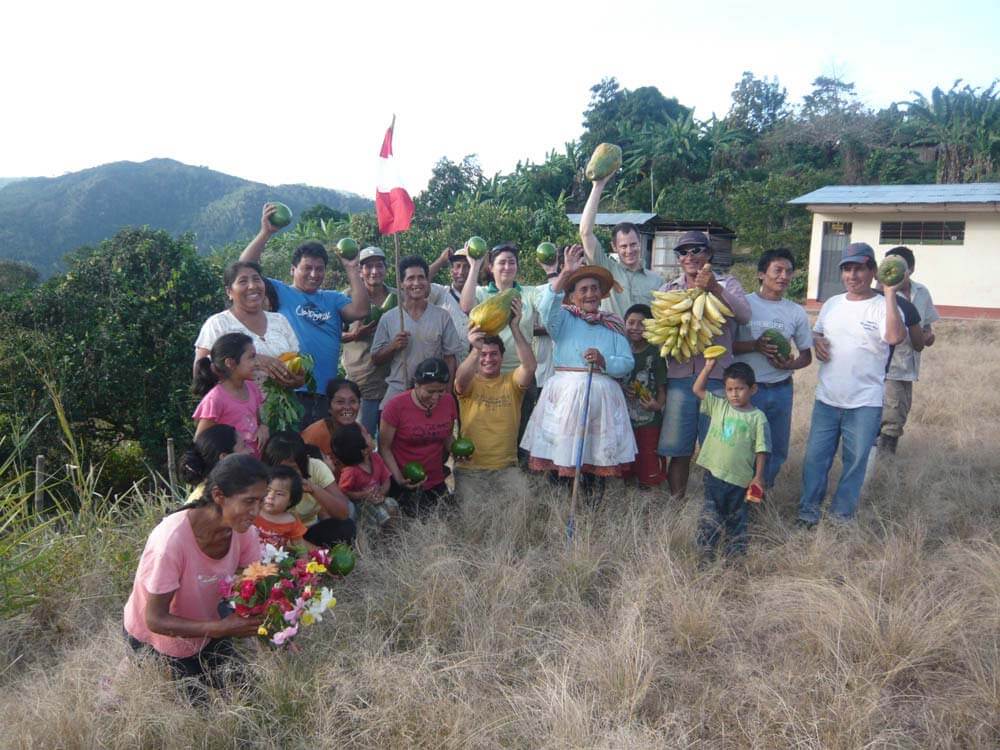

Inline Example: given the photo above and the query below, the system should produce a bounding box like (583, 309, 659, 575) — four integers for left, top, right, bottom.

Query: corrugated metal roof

(789, 183, 1000, 205)
(566, 212, 657, 225)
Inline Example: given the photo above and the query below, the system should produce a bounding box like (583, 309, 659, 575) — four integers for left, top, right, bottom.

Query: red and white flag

(375, 117, 414, 235)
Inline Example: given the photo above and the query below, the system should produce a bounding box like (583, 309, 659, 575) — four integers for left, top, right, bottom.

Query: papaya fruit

(535, 241, 557, 266)
(336, 237, 359, 260)
(451, 437, 475, 459)
(366, 291, 397, 325)
(466, 236, 488, 260)
(269, 202, 292, 228)
(402, 461, 426, 483)
(285, 356, 305, 375)
(329, 543, 356, 576)
(702, 345, 727, 360)
(468, 288, 519, 335)
(760, 329, 791, 360)
(585, 143, 623, 181)
(381, 292, 398, 311)
(877, 256, 907, 286)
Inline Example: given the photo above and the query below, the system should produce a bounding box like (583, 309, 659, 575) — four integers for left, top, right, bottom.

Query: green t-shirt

(625, 344, 668, 428)
(696, 392, 770, 488)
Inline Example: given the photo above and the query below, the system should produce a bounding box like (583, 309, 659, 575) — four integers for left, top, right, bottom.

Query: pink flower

(283, 596, 306, 624)
(271, 624, 299, 646)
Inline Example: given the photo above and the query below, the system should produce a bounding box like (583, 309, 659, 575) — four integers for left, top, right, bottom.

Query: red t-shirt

(339, 452, 391, 494)
(382, 391, 457, 488)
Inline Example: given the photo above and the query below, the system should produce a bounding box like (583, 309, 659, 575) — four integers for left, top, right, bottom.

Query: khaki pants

(453, 466, 529, 503)
(880, 380, 913, 439)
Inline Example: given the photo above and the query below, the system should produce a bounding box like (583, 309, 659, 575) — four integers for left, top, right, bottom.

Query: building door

(818, 222, 852, 300)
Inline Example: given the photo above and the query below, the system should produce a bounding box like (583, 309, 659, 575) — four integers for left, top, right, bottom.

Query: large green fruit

(402, 461, 426, 483)
(878, 256, 907, 286)
(269, 202, 292, 228)
(381, 292, 398, 311)
(336, 237, 359, 260)
(585, 143, 622, 181)
(451, 437, 475, 459)
(466, 236, 488, 260)
(535, 241, 557, 266)
(761, 329, 792, 360)
(364, 305, 383, 325)
(329, 543, 356, 576)
(468, 288, 519, 335)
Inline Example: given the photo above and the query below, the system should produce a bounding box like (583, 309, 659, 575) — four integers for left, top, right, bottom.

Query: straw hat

(562, 265, 622, 299)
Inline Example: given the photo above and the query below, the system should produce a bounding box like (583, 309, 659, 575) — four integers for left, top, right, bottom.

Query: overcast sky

(3, 0, 998, 197)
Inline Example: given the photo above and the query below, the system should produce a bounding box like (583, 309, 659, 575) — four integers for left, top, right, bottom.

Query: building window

(879, 221, 965, 245)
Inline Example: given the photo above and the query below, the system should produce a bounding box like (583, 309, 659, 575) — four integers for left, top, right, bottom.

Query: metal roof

(789, 183, 1000, 205)
(566, 212, 657, 225)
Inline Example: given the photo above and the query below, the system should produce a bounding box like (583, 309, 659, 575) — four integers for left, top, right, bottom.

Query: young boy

(622, 304, 668, 489)
(692, 359, 770, 558)
(331, 422, 399, 533)
(254, 465, 313, 550)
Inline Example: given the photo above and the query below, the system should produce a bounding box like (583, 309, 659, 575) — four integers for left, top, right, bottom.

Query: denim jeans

(658, 376, 725, 458)
(798, 400, 882, 524)
(360, 398, 381, 443)
(698, 471, 748, 557)
(750, 379, 793, 488)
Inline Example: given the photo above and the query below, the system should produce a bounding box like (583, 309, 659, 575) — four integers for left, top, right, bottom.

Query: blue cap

(839, 242, 875, 267)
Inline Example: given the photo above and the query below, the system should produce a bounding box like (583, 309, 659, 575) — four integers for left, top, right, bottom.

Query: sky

(3, 0, 998, 198)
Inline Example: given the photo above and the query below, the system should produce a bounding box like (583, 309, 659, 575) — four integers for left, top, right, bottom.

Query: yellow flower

(257, 626, 268, 637)
(327, 597, 337, 610)
(305, 561, 327, 575)
(242, 562, 280, 581)
(301, 612, 315, 626)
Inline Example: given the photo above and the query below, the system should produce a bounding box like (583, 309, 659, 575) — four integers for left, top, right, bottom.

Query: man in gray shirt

(371, 255, 465, 407)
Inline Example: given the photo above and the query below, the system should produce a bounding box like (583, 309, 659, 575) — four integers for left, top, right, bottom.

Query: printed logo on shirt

(197, 573, 220, 584)
(859, 320, 879, 333)
(296, 303, 333, 326)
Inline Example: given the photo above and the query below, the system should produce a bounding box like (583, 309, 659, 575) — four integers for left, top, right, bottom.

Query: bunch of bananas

(643, 287, 734, 362)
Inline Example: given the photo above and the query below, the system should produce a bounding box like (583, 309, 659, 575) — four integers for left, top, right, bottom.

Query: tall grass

(2, 320, 999, 749)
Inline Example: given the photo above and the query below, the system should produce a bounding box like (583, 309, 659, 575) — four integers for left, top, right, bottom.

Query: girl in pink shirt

(192, 332, 268, 458)
(122, 454, 268, 701)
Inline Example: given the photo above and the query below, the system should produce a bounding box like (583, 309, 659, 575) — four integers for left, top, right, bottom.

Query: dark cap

(412, 357, 450, 385)
(839, 242, 876, 267)
(673, 230, 711, 253)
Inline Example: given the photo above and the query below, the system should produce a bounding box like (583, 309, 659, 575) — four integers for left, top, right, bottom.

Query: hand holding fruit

(639, 394, 660, 412)
(468, 325, 486, 350)
(258, 354, 304, 388)
(508, 297, 523, 329)
(260, 203, 284, 237)
(694, 263, 722, 295)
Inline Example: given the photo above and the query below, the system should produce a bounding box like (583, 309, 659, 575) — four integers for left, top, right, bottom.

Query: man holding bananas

(655, 231, 751, 499)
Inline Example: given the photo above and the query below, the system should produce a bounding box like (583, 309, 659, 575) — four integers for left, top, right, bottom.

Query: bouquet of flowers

(219, 543, 347, 646)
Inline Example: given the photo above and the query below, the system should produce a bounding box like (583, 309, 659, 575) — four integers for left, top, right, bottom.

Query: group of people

(123, 181, 939, 696)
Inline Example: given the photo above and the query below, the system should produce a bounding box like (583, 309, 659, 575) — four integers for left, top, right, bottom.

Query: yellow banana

(707, 292, 733, 317)
(703, 295, 725, 324)
(692, 293, 706, 320)
(670, 297, 694, 312)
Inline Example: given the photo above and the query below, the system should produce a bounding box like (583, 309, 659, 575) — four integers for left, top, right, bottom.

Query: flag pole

(393, 232, 404, 332)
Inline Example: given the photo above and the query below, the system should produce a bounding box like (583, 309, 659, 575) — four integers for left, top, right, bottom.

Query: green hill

(0, 159, 372, 275)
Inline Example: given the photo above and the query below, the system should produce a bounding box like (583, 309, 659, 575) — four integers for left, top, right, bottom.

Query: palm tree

(624, 113, 701, 212)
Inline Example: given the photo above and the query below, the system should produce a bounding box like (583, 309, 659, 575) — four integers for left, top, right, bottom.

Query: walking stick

(566, 362, 595, 543)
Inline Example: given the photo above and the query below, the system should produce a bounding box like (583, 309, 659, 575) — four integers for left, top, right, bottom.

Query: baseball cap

(839, 242, 875, 267)
(673, 230, 711, 253)
(358, 246, 386, 264)
(449, 246, 470, 262)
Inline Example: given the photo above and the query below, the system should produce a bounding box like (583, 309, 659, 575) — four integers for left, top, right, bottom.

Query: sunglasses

(675, 246, 709, 257)
(416, 368, 449, 384)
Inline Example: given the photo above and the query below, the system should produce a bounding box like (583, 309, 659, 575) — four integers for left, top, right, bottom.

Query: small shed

(566, 213, 736, 277)
(789, 184, 1000, 318)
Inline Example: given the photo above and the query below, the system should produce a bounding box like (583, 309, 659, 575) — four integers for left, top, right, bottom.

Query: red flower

(234, 603, 251, 617)
(240, 578, 257, 601)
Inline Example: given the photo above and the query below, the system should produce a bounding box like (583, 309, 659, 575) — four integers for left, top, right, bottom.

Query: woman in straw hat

(520, 245, 638, 494)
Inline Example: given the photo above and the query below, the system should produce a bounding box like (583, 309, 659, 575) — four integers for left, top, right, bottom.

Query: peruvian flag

(375, 116, 415, 235)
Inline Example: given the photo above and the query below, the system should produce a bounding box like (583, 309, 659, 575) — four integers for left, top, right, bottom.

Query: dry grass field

(1, 320, 998, 749)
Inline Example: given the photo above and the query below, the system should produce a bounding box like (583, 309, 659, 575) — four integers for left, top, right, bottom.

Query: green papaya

(381, 292, 398, 311)
(535, 241, 557, 266)
(451, 437, 475, 458)
(329, 543, 356, 576)
(269, 202, 292, 228)
(468, 288, 519, 335)
(336, 237, 359, 260)
(466, 236, 488, 260)
(585, 143, 622, 181)
(761, 329, 791, 359)
(402, 461, 426, 483)
(877, 256, 907, 286)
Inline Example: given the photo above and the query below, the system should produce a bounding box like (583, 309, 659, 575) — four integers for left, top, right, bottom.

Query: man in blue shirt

(240, 203, 369, 427)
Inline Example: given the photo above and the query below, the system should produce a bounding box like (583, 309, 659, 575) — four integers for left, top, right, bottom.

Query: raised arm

(881, 284, 906, 345)
(580, 175, 612, 266)
(454, 328, 482, 396)
(460, 250, 484, 313)
(692, 358, 717, 400)
(339, 256, 371, 323)
(508, 298, 537, 388)
(428, 246, 453, 280)
(239, 203, 283, 264)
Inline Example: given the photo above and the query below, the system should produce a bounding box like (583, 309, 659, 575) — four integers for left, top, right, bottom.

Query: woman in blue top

(520, 245, 637, 484)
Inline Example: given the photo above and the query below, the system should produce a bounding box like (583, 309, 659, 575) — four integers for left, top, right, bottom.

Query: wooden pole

(166, 438, 177, 496)
(33, 454, 45, 515)
(393, 231, 409, 388)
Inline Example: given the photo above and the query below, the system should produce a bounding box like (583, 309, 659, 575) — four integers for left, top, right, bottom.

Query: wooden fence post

(33, 454, 46, 515)
(166, 438, 178, 497)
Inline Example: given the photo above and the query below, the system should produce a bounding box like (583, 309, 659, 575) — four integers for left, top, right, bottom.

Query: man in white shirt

(797, 243, 906, 528)
(877, 246, 939, 454)
(427, 245, 471, 335)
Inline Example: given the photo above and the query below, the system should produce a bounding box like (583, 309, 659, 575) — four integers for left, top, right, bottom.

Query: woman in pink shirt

(123, 454, 268, 700)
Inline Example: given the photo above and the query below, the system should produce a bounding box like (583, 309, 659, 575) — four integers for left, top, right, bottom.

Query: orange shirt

(253, 515, 308, 549)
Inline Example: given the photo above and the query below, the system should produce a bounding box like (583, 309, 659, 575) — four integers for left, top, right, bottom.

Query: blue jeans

(698, 471, 748, 557)
(360, 398, 381, 443)
(658, 376, 725, 458)
(798, 400, 882, 524)
(750, 379, 793, 488)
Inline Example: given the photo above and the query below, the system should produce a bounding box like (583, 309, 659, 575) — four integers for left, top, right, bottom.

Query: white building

(789, 184, 1000, 318)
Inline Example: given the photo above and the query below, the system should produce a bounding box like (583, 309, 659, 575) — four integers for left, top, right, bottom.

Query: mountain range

(0, 159, 373, 275)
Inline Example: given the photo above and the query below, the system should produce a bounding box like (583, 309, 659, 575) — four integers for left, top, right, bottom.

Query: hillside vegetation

(0, 158, 371, 275)
(1, 321, 998, 748)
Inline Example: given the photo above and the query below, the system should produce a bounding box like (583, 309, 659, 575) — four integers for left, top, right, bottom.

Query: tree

(299, 204, 347, 225)
(726, 72, 789, 134)
(416, 156, 484, 216)
(801, 75, 862, 120)
(0, 260, 39, 292)
(904, 80, 1000, 183)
